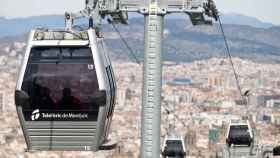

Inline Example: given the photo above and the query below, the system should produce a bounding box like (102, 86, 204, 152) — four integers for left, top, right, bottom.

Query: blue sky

(0, 0, 279, 25)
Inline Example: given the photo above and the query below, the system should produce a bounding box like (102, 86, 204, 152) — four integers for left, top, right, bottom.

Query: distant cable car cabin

(162, 135, 186, 158)
(15, 28, 116, 151)
(274, 146, 280, 156)
(226, 120, 253, 147)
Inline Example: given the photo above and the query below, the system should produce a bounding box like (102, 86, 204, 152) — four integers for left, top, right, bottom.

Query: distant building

(208, 74, 224, 88)
(235, 98, 247, 106)
(272, 114, 280, 125)
(249, 94, 280, 106)
(221, 100, 235, 108)
(0, 92, 4, 113)
(208, 128, 219, 143)
(274, 80, 280, 89)
(185, 129, 197, 152)
(117, 88, 126, 107)
(262, 114, 272, 123)
(163, 86, 193, 104)
(266, 99, 280, 108)
(168, 78, 192, 86)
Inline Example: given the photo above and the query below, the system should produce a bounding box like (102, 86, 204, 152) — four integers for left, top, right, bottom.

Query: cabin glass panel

(21, 46, 99, 121)
(163, 140, 185, 156)
(229, 125, 249, 135)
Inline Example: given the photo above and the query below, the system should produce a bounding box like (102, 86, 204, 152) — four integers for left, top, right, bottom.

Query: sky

(0, 0, 279, 25)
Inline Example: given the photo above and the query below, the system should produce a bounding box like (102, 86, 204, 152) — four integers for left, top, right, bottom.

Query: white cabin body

(15, 29, 116, 151)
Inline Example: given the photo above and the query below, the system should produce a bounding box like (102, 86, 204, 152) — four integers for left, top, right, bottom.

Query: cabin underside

(17, 107, 101, 151)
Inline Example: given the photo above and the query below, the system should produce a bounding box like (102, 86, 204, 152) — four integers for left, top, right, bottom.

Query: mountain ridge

(0, 13, 277, 38)
(0, 15, 280, 64)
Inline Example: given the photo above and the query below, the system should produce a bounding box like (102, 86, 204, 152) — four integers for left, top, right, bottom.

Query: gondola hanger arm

(65, 0, 219, 30)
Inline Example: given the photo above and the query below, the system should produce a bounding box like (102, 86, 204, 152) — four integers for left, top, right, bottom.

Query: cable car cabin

(226, 120, 253, 147)
(274, 146, 280, 156)
(15, 28, 116, 151)
(162, 136, 186, 158)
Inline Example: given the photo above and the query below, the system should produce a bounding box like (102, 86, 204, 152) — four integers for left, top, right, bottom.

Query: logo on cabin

(31, 109, 40, 121)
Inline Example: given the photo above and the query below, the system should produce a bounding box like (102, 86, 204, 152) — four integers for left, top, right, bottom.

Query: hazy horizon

(0, 0, 279, 25)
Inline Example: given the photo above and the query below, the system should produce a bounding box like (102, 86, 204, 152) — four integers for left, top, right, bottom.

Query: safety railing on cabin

(33, 30, 89, 41)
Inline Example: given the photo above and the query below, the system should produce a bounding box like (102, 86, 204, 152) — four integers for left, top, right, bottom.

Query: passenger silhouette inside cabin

(31, 77, 55, 109)
(31, 77, 42, 107)
(38, 87, 56, 109)
(58, 88, 81, 109)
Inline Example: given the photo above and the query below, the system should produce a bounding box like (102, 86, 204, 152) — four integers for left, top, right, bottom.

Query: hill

(0, 15, 280, 63)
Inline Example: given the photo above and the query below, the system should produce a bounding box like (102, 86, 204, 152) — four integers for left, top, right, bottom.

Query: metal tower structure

(65, 0, 218, 157)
